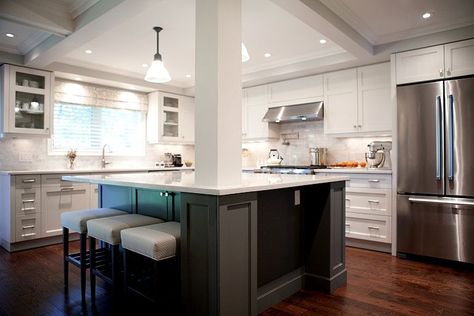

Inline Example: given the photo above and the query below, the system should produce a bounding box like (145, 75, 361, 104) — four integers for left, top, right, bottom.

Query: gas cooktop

(255, 165, 327, 174)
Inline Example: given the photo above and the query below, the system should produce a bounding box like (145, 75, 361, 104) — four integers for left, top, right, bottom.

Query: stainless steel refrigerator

(397, 76, 474, 264)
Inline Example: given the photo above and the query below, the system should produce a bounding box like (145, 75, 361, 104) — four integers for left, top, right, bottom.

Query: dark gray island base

(98, 181, 346, 316)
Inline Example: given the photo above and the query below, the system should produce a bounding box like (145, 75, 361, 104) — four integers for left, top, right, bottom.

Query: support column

(195, 0, 242, 187)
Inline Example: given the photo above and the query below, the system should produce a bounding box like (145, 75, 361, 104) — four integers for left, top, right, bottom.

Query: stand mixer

(365, 141, 392, 169)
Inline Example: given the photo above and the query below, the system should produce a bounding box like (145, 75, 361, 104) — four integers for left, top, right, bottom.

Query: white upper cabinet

(324, 63, 391, 136)
(267, 75, 323, 107)
(444, 39, 474, 78)
(0, 64, 54, 137)
(242, 86, 279, 141)
(395, 39, 474, 85)
(357, 63, 391, 133)
(395, 45, 444, 84)
(147, 91, 194, 144)
(324, 68, 358, 134)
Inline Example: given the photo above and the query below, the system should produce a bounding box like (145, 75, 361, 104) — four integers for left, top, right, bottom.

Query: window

(51, 102, 145, 155)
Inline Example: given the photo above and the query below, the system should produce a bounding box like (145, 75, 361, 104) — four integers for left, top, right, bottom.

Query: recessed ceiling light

(264, 53, 272, 58)
(74, 77, 82, 81)
(185, 74, 191, 78)
(5, 33, 14, 38)
(319, 39, 327, 44)
(142, 63, 148, 68)
(84, 49, 92, 54)
(422, 12, 431, 19)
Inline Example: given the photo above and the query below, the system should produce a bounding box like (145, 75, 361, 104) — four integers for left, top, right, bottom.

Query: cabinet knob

(160, 192, 164, 196)
(164, 192, 169, 197)
(446, 68, 451, 76)
(358, 124, 362, 128)
(353, 125, 357, 128)
(439, 69, 444, 77)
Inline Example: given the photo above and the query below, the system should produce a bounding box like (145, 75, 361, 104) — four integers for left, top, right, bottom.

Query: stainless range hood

(262, 102, 323, 123)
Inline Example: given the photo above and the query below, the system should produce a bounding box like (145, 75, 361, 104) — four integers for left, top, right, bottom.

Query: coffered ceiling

(0, 0, 473, 91)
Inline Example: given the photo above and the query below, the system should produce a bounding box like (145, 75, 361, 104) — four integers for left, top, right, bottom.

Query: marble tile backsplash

(0, 136, 195, 171)
(242, 121, 391, 168)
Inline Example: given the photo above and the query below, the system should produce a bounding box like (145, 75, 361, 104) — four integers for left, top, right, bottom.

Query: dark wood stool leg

(89, 236, 96, 304)
(123, 249, 129, 293)
(79, 233, 87, 304)
(111, 244, 120, 297)
(63, 227, 69, 293)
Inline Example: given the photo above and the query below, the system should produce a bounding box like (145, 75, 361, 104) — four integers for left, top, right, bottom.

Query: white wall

(242, 120, 391, 167)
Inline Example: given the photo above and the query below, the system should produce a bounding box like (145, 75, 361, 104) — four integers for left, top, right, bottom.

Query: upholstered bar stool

(87, 214, 164, 302)
(120, 222, 181, 303)
(61, 208, 127, 303)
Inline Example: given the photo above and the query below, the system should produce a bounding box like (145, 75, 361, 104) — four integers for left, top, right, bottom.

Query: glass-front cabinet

(1, 64, 53, 136)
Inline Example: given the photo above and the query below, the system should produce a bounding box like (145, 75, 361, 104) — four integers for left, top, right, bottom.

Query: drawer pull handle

(22, 225, 35, 230)
(368, 179, 380, 183)
(345, 198, 351, 201)
(21, 207, 36, 212)
(368, 226, 380, 230)
(368, 200, 380, 203)
(60, 187, 74, 192)
(21, 233, 36, 237)
(345, 223, 350, 226)
(22, 199, 35, 203)
(22, 179, 36, 183)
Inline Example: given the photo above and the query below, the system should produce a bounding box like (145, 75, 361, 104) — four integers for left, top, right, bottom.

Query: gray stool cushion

(121, 222, 181, 261)
(87, 214, 164, 245)
(61, 208, 127, 233)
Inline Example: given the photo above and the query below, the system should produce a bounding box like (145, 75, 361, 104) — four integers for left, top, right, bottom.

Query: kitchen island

(64, 171, 349, 316)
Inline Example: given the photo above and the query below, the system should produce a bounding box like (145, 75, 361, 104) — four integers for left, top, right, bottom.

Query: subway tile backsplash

(242, 121, 391, 167)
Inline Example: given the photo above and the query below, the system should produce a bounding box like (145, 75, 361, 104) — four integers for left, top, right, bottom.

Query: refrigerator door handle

(448, 94, 455, 181)
(408, 196, 474, 206)
(435, 96, 442, 180)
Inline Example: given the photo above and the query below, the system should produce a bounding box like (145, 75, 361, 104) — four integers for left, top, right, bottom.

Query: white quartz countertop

(0, 167, 194, 175)
(314, 168, 392, 174)
(63, 171, 349, 196)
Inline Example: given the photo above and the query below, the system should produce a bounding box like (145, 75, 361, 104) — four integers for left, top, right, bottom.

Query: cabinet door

(444, 39, 474, 78)
(242, 90, 248, 137)
(7, 65, 52, 135)
(246, 103, 268, 139)
(160, 93, 180, 142)
(324, 69, 358, 134)
(41, 185, 90, 237)
(90, 184, 99, 208)
(395, 45, 444, 84)
(268, 75, 323, 107)
(179, 96, 195, 144)
(357, 63, 391, 133)
(243, 87, 279, 141)
(245, 85, 267, 106)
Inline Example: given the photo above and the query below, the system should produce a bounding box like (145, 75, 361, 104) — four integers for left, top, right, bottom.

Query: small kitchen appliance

(365, 141, 392, 169)
(172, 154, 183, 167)
(309, 147, 328, 166)
(267, 149, 283, 165)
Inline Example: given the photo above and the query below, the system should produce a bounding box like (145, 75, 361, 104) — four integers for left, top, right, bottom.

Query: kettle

(267, 149, 283, 165)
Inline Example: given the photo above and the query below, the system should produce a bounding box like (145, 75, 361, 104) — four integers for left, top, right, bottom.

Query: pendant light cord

(153, 26, 163, 61)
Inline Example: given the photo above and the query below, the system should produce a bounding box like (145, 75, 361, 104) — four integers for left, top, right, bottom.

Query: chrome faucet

(101, 144, 111, 168)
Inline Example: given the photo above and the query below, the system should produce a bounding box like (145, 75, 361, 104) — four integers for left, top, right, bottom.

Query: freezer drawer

(397, 194, 474, 264)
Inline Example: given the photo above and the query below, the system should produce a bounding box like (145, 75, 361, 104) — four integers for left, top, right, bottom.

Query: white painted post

(194, 0, 242, 187)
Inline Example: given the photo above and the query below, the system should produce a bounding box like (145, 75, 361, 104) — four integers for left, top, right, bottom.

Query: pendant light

(145, 26, 171, 83)
(241, 43, 250, 62)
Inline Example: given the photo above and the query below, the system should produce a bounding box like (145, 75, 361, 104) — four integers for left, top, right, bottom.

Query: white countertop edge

(63, 173, 349, 196)
(314, 168, 392, 174)
(0, 167, 194, 175)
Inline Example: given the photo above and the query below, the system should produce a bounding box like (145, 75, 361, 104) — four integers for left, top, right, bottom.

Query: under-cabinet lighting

(422, 12, 431, 19)
(5, 33, 14, 38)
(319, 39, 327, 44)
(85, 49, 92, 54)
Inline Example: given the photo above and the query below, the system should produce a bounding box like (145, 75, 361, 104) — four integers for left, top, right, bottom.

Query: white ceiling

(322, 0, 474, 45)
(1, 0, 473, 90)
(58, 0, 346, 88)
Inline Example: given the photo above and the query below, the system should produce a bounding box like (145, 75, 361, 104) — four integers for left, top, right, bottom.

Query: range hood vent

(262, 101, 324, 123)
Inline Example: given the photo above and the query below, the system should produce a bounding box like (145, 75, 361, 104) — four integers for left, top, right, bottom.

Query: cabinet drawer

(15, 214, 41, 241)
(345, 212, 391, 243)
(15, 187, 41, 216)
(346, 188, 391, 216)
(347, 174, 392, 189)
(15, 175, 40, 188)
(41, 174, 80, 187)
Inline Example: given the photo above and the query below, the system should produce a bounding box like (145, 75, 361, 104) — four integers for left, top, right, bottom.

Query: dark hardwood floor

(0, 243, 473, 315)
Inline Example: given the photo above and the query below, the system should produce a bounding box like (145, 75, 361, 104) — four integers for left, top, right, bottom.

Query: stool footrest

(65, 248, 107, 269)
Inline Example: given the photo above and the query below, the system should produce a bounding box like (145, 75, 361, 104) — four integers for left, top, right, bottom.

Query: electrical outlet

(294, 190, 300, 206)
(19, 152, 33, 162)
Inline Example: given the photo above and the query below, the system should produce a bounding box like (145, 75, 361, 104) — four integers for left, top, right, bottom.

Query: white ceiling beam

(24, 0, 159, 68)
(270, 0, 374, 58)
(0, 0, 73, 36)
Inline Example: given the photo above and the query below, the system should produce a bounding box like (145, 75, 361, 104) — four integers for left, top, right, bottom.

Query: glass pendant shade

(145, 59, 171, 83)
(242, 43, 250, 62)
